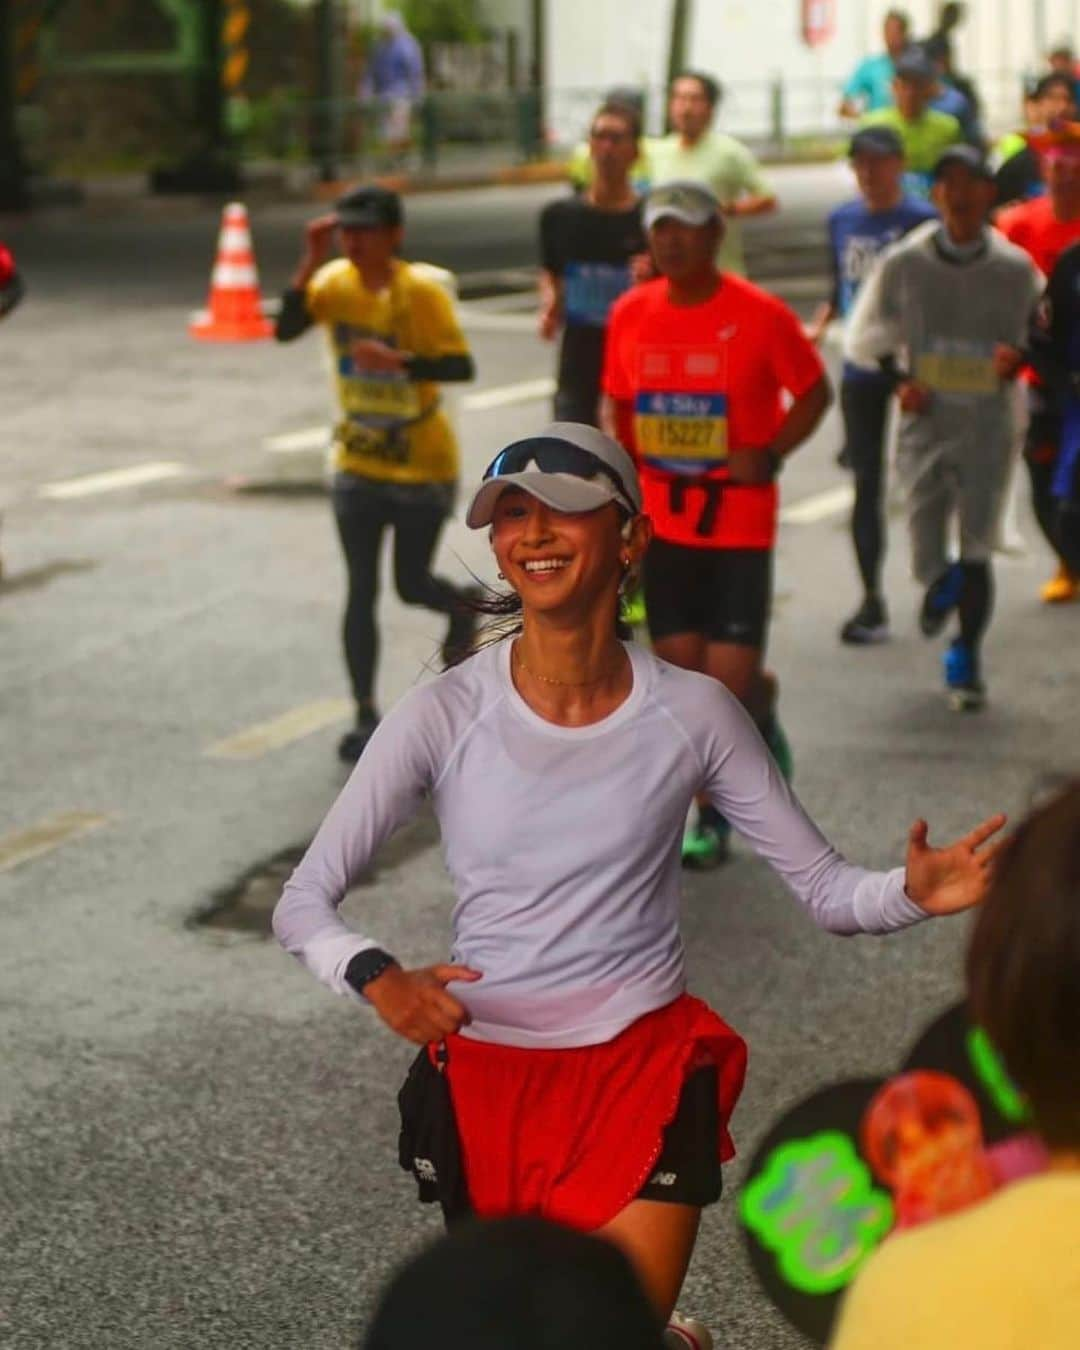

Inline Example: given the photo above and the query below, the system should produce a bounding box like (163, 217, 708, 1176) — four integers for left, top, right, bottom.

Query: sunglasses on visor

(482, 438, 635, 510)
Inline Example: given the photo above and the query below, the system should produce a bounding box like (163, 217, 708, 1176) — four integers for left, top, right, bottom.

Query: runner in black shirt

(1026, 237, 1080, 579)
(538, 102, 648, 426)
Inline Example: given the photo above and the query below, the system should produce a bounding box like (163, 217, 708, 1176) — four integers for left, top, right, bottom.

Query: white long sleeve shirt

(273, 641, 926, 1047)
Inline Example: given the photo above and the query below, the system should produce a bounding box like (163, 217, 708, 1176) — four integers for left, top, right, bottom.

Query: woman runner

(273, 422, 1007, 1348)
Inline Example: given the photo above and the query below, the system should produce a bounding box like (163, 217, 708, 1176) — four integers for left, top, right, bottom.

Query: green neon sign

(740, 1131, 894, 1295)
(966, 1025, 1031, 1124)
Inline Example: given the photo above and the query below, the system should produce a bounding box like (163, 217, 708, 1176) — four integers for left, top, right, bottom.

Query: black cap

(849, 126, 905, 159)
(932, 144, 994, 181)
(893, 46, 935, 81)
(334, 184, 403, 229)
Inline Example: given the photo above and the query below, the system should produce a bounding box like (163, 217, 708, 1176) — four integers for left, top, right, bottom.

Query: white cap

(465, 422, 641, 528)
(643, 180, 721, 231)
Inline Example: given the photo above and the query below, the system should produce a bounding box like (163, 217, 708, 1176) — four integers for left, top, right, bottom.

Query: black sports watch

(345, 947, 400, 997)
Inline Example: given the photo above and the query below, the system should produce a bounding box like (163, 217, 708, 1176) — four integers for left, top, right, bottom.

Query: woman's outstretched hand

(364, 963, 482, 1044)
(904, 813, 1008, 916)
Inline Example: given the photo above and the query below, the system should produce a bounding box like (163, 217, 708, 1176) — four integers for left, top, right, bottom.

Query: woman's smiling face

(489, 490, 640, 619)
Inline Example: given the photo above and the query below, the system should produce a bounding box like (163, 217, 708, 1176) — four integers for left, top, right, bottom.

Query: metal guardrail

(20, 69, 1034, 181)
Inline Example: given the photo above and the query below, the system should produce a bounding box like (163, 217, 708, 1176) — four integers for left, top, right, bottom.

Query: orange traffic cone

(189, 202, 274, 342)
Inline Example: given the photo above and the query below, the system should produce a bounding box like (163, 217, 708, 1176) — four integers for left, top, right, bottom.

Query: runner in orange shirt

(602, 181, 831, 865)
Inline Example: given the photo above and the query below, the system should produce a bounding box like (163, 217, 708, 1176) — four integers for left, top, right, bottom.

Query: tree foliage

(394, 0, 491, 46)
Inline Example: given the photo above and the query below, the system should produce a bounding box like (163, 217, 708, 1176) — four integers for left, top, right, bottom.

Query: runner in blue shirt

(808, 126, 937, 644)
(839, 9, 911, 118)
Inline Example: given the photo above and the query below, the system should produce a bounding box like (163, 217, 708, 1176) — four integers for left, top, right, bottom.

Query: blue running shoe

(943, 639, 986, 712)
(920, 563, 964, 637)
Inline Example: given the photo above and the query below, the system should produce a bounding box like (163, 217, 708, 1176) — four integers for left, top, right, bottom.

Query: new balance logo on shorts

(414, 1157, 437, 1183)
(649, 1169, 678, 1186)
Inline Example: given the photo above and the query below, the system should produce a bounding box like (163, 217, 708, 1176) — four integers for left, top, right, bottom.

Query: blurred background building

(4, 0, 1080, 203)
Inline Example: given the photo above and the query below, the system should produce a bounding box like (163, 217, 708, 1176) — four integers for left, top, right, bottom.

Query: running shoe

(441, 586, 481, 667)
(763, 716, 794, 782)
(919, 563, 963, 637)
(622, 585, 647, 628)
(1040, 563, 1079, 604)
(943, 639, 985, 713)
(665, 1312, 714, 1349)
(682, 818, 731, 869)
(338, 709, 380, 763)
(840, 594, 890, 645)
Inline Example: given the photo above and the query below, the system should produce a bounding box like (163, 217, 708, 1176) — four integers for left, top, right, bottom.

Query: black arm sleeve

(404, 352, 475, 382)
(275, 287, 314, 342)
(1026, 259, 1073, 398)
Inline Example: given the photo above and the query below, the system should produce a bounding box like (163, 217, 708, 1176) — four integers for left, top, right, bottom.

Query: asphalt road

(2, 173, 1079, 1350)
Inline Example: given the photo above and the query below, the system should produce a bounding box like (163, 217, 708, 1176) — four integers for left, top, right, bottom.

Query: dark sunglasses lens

(485, 440, 600, 480)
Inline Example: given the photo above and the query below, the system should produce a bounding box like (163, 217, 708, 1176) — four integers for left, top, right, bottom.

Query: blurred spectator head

(923, 33, 952, 75)
(361, 1217, 663, 1350)
(892, 47, 936, 118)
(966, 781, 1080, 1155)
(645, 181, 724, 282)
(1048, 39, 1077, 75)
(884, 9, 911, 57)
(334, 185, 405, 266)
(669, 71, 722, 139)
(931, 145, 996, 225)
(604, 85, 646, 119)
(849, 126, 905, 203)
(589, 102, 641, 177)
(1032, 71, 1078, 125)
(936, 2, 965, 36)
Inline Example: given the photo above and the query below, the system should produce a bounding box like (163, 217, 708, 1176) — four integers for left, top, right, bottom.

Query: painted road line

(780, 484, 854, 525)
(264, 428, 328, 455)
(205, 698, 353, 761)
(457, 306, 537, 334)
(0, 812, 110, 873)
(40, 461, 187, 501)
(463, 377, 556, 413)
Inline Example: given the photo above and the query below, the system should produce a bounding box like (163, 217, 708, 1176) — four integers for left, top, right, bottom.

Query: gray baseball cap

(466, 422, 641, 528)
(643, 180, 722, 231)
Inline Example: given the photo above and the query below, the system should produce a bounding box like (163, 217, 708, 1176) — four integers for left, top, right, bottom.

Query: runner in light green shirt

(860, 48, 962, 197)
(646, 71, 777, 276)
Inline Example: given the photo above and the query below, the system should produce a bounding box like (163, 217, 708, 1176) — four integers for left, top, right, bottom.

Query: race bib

(915, 340, 997, 397)
(633, 342, 730, 475)
(563, 261, 632, 327)
(634, 391, 728, 472)
(340, 372, 422, 421)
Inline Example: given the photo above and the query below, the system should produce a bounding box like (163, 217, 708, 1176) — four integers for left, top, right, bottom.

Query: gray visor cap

(465, 422, 642, 528)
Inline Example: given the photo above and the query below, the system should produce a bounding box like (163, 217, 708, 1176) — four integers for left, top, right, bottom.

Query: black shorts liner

(644, 539, 772, 648)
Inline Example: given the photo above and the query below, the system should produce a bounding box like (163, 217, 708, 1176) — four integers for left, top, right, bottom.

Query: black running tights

(841, 376, 891, 597)
(958, 560, 993, 654)
(332, 479, 460, 706)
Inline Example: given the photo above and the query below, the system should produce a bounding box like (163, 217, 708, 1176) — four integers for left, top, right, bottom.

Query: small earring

(497, 571, 506, 580)
(621, 556, 630, 570)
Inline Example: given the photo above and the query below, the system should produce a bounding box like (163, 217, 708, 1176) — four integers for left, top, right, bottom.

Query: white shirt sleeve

(843, 252, 902, 373)
(271, 690, 438, 999)
(694, 686, 927, 935)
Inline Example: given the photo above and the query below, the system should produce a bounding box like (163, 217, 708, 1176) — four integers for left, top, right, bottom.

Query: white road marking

(0, 812, 110, 873)
(264, 428, 329, 455)
(462, 377, 555, 412)
(457, 306, 537, 333)
(261, 375, 556, 455)
(205, 698, 353, 761)
(780, 484, 854, 525)
(40, 462, 188, 501)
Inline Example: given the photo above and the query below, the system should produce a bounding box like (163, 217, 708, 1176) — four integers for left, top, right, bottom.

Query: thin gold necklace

(513, 642, 623, 688)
